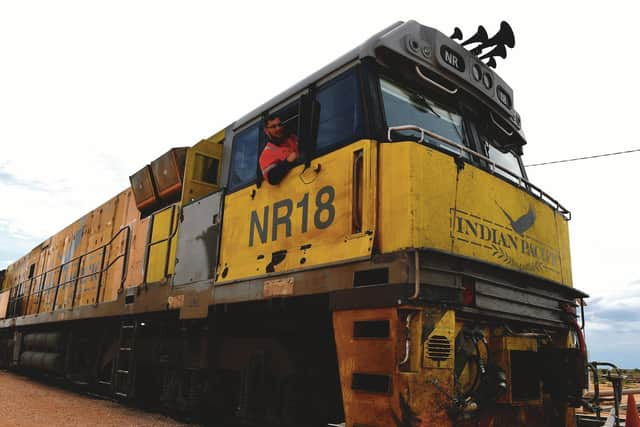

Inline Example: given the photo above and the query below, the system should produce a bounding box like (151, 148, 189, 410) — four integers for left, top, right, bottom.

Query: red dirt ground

(0, 370, 190, 427)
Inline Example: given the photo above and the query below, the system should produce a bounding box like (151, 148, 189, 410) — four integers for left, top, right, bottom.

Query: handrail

(387, 124, 571, 219)
(586, 362, 624, 421)
(144, 204, 180, 282)
(415, 65, 458, 95)
(490, 111, 514, 137)
(5, 225, 131, 318)
(146, 206, 180, 250)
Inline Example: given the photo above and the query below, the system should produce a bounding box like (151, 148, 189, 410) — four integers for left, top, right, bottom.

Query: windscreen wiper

(411, 93, 441, 119)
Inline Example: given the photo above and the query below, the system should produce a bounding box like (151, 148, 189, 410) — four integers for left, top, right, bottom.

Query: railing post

(16, 283, 23, 316)
(120, 227, 131, 291)
(95, 246, 107, 305)
(8, 287, 15, 317)
(36, 272, 47, 314)
(51, 265, 64, 312)
(23, 278, 34, 316)
(12, 286, 19, 317)
(71, 256, 83, 308)
(164, 205, 177, 278)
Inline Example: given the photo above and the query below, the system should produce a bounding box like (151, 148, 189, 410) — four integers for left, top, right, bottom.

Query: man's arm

(266, 161, 293, 185)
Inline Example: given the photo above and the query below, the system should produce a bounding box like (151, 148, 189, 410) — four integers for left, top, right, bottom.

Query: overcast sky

(1, 1, 639, 367)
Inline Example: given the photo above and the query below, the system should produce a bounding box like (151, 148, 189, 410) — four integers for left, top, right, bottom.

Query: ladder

(112, 319, 138, 398)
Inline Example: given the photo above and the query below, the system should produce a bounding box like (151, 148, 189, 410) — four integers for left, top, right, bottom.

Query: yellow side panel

(555, 213, 573, 286)
(377, 143, 412, 251)
(217, 139, 377, 283)
(145, 204, 180, 283)
(454, 165, 568, 284)
(378, 142, 572, 286)
(378, 142, 458, 252)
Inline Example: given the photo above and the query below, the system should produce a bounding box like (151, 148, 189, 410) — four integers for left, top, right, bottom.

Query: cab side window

(315, 69, 365, 155)
(229, 123, 260, 191)
(192, 154, 219, 185)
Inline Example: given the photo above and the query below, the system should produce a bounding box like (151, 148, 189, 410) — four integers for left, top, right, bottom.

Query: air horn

(449, 21, 515, 68)
(450, 27, 463, 40)
(471, 21, 515, 54)
(461, 25, 488, 47)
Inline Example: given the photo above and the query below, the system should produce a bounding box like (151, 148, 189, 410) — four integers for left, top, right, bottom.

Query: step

(116, 369, 129, 375)
(119, 347, 133, 351)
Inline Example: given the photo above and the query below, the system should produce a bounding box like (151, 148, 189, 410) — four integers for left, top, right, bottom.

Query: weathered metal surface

(334, 307, 455, 427)
(0, 291, 8, 319)
(263, 277, 294, 298)
(129, 165, 159, 211)
(178, 286, 209, 320)
(0, 252, 410, 329)
(150, 147, 187, 202)
(124, 215, 150, 289)
(145, 204, 179, 284)
(377, 142, 573, 286)
(217, 139, 377, 283)
(181, 131, 224, 204)
(173, 191, 222, 287)
(3, 188, 148, 318)
(167, 294, 184, 310)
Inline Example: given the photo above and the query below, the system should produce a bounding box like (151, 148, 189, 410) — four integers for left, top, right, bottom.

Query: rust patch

(180, 292, 208, 319)
(167, 294, 184, 309)
(263, 277, 294, 297)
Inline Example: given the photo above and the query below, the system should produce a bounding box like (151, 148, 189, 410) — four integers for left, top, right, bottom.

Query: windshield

(380, 78, 466, 154)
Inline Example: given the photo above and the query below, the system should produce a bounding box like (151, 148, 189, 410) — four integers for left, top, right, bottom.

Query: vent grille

(426, 335, 452, 361)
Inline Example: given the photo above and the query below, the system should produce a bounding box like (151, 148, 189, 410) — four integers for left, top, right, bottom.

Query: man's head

(264, 115, 286, 143)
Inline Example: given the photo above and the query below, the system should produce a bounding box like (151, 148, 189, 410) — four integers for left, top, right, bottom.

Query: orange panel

(101, 190, 132, 304)
(333, 307, 454, 427)
(124, 216, 150, 289)
(151, 147, 187, 202)
(130, 165, 158, 210)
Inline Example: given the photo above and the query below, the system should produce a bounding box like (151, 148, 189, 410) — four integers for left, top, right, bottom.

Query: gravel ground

(0, 370, 191, 427)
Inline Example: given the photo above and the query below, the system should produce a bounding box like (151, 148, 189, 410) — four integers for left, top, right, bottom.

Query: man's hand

(286, 152, 298, 163)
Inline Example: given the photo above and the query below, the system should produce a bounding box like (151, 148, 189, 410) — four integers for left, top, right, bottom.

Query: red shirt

(259, 135, 299, 180)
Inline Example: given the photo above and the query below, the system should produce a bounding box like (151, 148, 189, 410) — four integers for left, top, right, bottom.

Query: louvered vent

(426, 335, 452, 361)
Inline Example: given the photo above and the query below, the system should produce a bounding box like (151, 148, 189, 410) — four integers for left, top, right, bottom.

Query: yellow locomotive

(0, 20, 589, 426)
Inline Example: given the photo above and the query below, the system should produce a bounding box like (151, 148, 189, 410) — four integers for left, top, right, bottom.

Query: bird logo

(496, 203, 535, 235)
